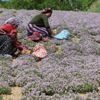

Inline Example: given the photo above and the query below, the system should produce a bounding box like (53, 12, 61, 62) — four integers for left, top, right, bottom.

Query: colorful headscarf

(41, 8, 52, 14)
(4, 17, 20, 26)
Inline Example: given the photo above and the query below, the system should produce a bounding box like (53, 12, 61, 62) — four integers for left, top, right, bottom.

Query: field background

(0, 0, 100, 100)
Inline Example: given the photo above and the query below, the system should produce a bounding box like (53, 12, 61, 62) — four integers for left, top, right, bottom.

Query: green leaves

(0, 0, 95, 11)
(0, 87, 11, 95)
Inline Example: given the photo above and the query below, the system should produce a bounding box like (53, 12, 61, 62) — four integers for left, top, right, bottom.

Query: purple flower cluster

(0, 57, 14, 94)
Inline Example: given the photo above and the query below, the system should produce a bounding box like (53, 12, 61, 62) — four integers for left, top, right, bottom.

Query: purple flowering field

(0, 9, 100, 100)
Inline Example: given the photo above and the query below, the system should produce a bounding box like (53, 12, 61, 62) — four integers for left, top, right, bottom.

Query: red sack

(32, 44, 47, 59)
(25, 32, 50, 42)
(25, 32, 42, 41)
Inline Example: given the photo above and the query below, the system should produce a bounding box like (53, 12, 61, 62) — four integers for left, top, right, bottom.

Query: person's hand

(0, 30, 6, 34)
(21, 48, 31, 55)
(21, 48, 27, 54)
(47, 28, 54, 38)
(50, 34, 54, 38)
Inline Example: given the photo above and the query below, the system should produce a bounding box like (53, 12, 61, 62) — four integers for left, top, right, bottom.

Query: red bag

(25, 32, 42, 41)
(32, 44, 47, 59)
(25, 32, 50, 42)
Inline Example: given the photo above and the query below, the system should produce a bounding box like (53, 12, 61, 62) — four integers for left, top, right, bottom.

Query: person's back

(29, 13, 50, 28)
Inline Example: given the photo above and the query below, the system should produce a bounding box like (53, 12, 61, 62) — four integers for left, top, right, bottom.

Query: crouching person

(0, 17, 23, 58)
(27, 8, 54, 41)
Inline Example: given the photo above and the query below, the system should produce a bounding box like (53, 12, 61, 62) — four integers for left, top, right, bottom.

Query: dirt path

(2, 59, 22, 100)
(3, 87, 22, 100)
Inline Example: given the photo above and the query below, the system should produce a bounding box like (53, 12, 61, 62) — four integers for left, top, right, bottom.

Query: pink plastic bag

(32, 44, 47, 59)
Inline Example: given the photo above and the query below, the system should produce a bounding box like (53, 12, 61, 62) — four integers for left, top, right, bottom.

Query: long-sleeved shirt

(29, 13, 50, 28)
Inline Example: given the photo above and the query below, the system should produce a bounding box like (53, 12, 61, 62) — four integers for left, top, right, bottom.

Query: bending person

(0, 17, 23, 57)
(27, 8, 53, 38)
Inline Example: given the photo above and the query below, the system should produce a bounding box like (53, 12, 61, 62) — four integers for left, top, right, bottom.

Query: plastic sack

(54, 29, 70, 40)
(32, 44, 47, 59)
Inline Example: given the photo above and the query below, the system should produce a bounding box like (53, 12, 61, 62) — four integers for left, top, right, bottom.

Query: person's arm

(42, 15, 54, 37)
(46, 28, 54, 38)
(0, 25, 8, 34)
